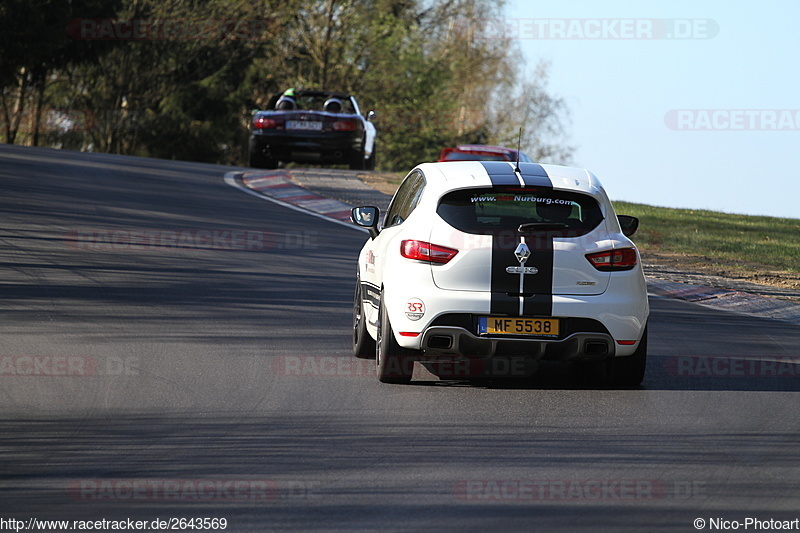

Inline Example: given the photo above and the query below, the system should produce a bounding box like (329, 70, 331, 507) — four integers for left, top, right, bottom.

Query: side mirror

(351, 206, 380, 239)
(618, 215, 639, 237)
(366, 110, 376, 121)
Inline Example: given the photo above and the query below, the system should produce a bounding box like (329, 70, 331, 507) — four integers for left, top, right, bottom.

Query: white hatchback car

(351, 161, 649, 386)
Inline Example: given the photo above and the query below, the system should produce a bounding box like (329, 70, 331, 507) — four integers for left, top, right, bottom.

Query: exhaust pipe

(427, 335, 453, 350)
(584, 341, 609, 356)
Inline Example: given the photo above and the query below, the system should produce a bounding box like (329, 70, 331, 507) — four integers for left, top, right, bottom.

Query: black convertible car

(248, 89, 377, 170)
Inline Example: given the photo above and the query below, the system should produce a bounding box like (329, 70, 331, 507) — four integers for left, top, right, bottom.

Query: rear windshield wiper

(518, 222, 568, 233)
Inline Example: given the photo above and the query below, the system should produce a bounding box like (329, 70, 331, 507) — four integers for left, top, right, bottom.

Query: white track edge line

(224, 172, 368, 234)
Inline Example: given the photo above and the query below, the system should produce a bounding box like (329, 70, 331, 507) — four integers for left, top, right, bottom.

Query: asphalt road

(1, 144, 800, 532)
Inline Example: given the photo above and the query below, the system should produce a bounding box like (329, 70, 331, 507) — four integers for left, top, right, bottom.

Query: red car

(438, 144, 533, 163)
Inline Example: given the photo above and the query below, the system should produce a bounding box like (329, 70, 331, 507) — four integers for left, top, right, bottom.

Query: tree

(1, 0, 572, 169)
(0, 0, 117, 145)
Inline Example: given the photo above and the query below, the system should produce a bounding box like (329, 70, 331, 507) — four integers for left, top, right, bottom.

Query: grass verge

(613, 201, 800, 275)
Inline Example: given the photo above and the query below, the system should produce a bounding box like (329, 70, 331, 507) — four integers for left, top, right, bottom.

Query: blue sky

(507, 0, 800, 219)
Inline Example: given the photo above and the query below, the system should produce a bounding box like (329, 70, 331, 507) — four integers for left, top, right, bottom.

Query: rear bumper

(419, 326, 615, 362)
(379, 259, 649, 357)
(250, 131, 363, 163)
(415, 328, 616, 378)
(387, 289, 648, 357)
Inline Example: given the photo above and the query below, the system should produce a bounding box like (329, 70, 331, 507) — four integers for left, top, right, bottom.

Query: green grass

(613, 201, 800, 273)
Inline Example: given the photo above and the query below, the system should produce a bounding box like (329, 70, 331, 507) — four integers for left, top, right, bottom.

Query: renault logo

(514, 242, 531, 264)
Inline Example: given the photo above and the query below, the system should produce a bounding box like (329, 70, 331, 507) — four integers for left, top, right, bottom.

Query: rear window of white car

(437, 187, 604, 237)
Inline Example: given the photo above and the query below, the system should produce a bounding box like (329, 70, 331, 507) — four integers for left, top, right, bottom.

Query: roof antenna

(514, 126, 523, 174)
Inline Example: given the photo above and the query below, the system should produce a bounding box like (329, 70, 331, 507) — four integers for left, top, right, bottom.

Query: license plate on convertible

(478, 316, 560, 337)
(286, 120, 323, 131)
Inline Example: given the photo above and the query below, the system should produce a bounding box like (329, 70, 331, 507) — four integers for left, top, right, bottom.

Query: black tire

(353, 277, 376, 359)
(612, 327, 648, 387)
(365, 145, 376, 171)
(264, 158, 278, 169)
(248, 148, 264, 168)
(349, 149, 366, 170)
(376, 295, 415, 383)
(248, 139, 277, 169)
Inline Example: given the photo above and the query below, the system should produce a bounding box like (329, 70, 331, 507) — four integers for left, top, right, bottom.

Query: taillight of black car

(585, 248, 638, 271)
(252, 116, 283, 130)
(331, 118, 362, 132)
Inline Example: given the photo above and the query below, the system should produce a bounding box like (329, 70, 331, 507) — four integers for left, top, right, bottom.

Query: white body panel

(356, 161, 649, 361)
(364, 121, 377, 157)
(428, 222, 614, 296)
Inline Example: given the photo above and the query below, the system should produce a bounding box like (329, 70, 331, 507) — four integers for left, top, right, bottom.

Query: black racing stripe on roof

(479, 161, 519, 186)
(479, 161, 555, 316)
(480, 161, 554, 188)
(517, 163, 553, 188)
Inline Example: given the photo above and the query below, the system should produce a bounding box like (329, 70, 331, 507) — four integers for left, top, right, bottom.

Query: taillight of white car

(400, 240, 458, 264)
(585, 248, 638, 271)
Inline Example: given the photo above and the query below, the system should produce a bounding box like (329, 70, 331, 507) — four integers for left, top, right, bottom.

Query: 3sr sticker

(405, 298, 425, 321)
